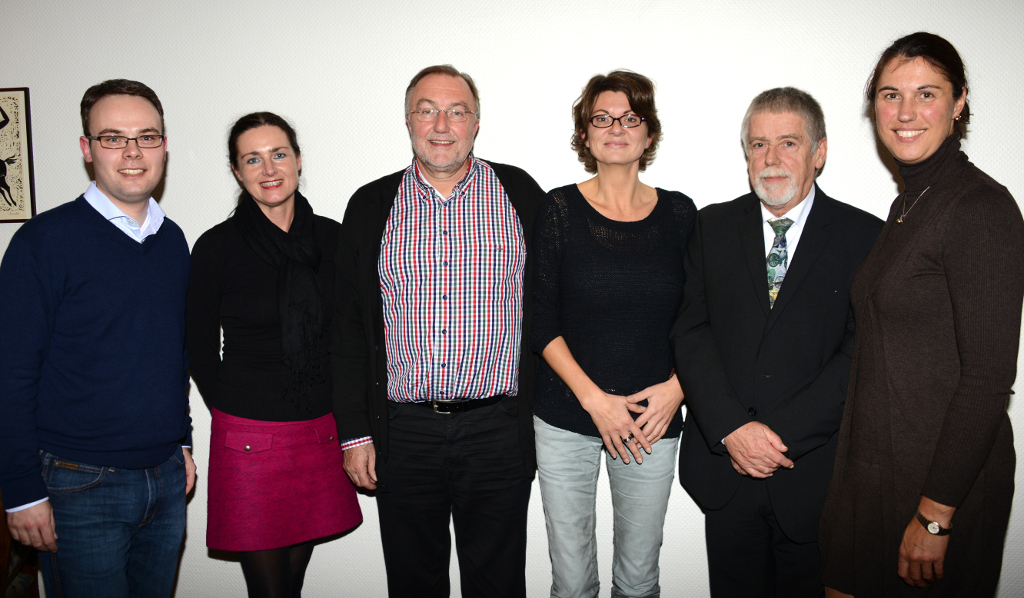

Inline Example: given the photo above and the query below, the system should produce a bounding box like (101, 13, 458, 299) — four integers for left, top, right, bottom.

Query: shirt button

(441, 329, 447, 335)
(443, 261, 448, 266)
(441, 363, 447, 368)
(443, 202, 448, 207)
(442, 294, 447, 300)
(748, 407, 757, 417)
(244, 445, 251, 452)
(443, 230, 448, 235)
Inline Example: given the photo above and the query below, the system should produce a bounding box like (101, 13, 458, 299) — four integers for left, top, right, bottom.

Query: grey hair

(740, 87, 826, 158)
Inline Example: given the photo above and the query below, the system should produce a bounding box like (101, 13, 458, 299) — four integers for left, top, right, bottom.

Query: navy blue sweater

(0, 196, 192, 508)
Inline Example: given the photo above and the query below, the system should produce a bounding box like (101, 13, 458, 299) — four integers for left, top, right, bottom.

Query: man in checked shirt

(331, 65, 544, 597)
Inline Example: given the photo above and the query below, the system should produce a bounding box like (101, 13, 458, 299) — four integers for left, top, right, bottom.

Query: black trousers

(704, 476, 821, 598)
(376, 396, 533, 598)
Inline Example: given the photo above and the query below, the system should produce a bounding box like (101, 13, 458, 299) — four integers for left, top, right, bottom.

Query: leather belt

(414, 394, 506, 415)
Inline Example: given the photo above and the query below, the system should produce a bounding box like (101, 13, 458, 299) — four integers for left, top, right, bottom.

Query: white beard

(753, 167, 797, 207)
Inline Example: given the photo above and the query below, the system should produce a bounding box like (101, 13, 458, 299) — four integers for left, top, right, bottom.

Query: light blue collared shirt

(83, 181, 165, 242)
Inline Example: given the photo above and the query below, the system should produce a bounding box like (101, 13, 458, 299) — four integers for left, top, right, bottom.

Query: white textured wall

(3, 1, 1023, 595)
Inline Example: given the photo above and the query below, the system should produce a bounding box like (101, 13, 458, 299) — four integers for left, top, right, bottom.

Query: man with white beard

(671, 88, 882, 596)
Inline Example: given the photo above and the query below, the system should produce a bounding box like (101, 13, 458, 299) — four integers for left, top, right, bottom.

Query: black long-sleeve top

(531, 184, 696, 438)
(186, 216, 341, 421)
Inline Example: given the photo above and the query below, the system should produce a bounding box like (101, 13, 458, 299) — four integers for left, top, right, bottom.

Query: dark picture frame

(0, 88, 36, 222)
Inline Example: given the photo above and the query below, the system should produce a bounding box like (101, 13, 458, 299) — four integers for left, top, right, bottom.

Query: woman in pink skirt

(187, 112, 361, 598)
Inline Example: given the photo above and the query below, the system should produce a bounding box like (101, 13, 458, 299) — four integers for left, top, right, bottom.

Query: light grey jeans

(534, 415, 679, 598)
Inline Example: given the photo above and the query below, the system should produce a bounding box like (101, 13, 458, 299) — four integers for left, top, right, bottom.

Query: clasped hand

(723, 421, 793, 477)
(582, 390, 651, 464)
(626, 376, 685, 445)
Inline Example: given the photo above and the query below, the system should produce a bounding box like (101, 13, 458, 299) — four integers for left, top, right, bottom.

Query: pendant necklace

(896, 186, 931, 224)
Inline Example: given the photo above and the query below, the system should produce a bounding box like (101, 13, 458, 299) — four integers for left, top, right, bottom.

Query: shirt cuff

(5, 497, 48, 513)
(341, 436, 373, 451)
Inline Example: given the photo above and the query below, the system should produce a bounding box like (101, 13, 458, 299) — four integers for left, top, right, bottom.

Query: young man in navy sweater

(0, 79, 195, 598)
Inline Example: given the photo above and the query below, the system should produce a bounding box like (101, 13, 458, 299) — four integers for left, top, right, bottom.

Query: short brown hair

(867, 32, 969, 139)
(80, 79, 164, 137)
(571, 70, 662, 174)
(405, 65, 480, 116)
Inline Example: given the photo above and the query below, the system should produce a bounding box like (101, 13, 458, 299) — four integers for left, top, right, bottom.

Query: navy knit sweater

(0, 196, 192, 508)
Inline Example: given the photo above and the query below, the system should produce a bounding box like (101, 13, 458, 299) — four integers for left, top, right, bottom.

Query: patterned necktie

(767, 218, 794, 308)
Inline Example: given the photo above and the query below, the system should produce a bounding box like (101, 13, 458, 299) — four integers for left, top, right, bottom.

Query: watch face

(927, 522, 941, 534)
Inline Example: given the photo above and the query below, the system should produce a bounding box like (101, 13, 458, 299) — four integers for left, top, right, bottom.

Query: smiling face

(406, 73, 479, 184)
(79, 94, 166, 211)
(745, 111, 826, 217)
(231, 125, 301, 213)
(583, 90, 652, 170)
(873, 56, 966, 165)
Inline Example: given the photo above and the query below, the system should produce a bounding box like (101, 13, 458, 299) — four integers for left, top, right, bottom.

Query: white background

(2, 1, 1022, 595)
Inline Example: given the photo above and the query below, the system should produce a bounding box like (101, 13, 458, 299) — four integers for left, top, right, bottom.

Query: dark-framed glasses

(86, 135, 165, 149)
(589, 114, 645, 128)
(409, 108, 476, 123)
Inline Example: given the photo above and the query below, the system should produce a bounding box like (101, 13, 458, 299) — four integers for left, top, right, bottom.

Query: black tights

(238, 541, 316, 598)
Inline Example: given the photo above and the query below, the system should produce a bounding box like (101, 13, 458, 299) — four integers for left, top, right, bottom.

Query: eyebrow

(878, 84, 943, 92)
(415, 99, 471, 109)
(749, 133, 802, 143)
(242, 147, 289, 157)
(94, 126, 162, 135)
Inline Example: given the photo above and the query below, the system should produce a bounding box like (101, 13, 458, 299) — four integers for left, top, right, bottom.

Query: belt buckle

(432, 399, 456, 415)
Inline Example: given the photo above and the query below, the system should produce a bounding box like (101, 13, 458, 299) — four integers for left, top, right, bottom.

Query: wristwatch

(915, 510, 952, 536)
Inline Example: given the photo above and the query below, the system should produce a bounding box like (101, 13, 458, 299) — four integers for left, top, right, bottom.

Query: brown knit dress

(819, 135, 1024, 596)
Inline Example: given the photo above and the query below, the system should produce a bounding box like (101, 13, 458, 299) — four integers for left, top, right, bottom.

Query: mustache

(757, 167, 792, 180)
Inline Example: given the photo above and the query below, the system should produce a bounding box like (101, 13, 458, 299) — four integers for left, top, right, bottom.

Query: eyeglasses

(589, 114, 645, 128)
(86, 135, 165, 149)
(409, 108, 477, 123)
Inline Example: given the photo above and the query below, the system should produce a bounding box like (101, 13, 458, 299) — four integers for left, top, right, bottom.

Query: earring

(954, 114, 961, 121)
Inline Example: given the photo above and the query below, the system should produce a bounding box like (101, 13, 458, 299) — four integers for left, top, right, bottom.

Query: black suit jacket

(672, 186, 881, 542)
(330, 160, 544, 488)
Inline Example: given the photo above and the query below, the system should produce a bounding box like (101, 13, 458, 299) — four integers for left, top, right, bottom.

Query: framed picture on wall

(0, 87, 36, 222)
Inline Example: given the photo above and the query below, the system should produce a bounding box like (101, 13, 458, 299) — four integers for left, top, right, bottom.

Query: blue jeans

(38, 447, 187, 598)
(534, 416, 679, 598)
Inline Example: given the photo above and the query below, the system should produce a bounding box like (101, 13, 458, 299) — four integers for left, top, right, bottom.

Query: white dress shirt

(760, 185, 815, 258)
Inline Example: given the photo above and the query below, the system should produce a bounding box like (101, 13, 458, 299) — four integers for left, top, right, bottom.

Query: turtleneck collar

(895, 133, 965, 194)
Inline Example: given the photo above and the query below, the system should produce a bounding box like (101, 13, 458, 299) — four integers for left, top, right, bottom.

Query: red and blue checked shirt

(379, 156, 525, 403)
(340, 157, 527, 451)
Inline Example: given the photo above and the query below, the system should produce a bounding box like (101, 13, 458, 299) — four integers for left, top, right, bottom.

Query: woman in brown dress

(819, 32, 1024, 596)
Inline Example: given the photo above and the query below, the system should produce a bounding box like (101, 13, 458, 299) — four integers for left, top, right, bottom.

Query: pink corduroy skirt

(206, 408, 362, 551)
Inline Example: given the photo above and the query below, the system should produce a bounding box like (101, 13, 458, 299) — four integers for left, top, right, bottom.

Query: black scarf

(232, 190, 325, 413)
